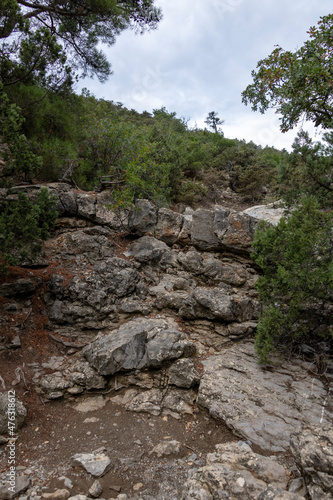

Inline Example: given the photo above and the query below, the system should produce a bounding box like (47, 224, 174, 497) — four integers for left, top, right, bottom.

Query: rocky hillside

(0, 184, 332, 500)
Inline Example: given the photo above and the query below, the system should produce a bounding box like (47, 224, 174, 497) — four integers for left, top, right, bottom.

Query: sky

(79, 0, 333, 151)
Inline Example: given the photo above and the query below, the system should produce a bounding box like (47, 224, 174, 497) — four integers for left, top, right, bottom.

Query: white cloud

(79, 0, 333, 150)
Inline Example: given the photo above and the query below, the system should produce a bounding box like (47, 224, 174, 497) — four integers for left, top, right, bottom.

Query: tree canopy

(0, 0, 162, 90)
(242, 14, 333, 132)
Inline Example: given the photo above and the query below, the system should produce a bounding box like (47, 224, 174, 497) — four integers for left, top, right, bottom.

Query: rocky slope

(0, 184, 332, 500)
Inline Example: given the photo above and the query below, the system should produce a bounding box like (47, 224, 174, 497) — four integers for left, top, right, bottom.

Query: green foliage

(0, 82, 42, 183)
(0, 188, 58, 266)
(242, 14, 333, 132)
(278, 130, 333, 208)
(1, 0, 162, 91)
(204, 111, 224, 134)
(252, 197, 333, 364)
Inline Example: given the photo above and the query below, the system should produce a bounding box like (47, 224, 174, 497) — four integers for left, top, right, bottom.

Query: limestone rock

(71, 452, 112, 477)
(0, 392, 27, 434)
(83, 318, 195, 376)
(290, 425, 333, 500)
(76, 192, 97, 220)
(128, 199, 157, 236)
(214, 206, 259, 254)
(198, 343, 333, 452)
(0, 473, 30, 500)
(0, 279, 35, 298)
(168, 359, 200, 388)
(150, 440, 182, 458)
(179, 286, 259, 322)
(191, 208, 219, 251)
(126, 236, 170, 263)
(258, 485, 305, 499)
(243, 202, 285, 226)
(88, 480, 103, 498)
(42, 489, 70, 500)
(181, 441, 291, 500)
(155, 208, 184, 245)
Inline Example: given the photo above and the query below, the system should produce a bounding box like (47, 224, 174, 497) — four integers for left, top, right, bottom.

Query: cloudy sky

(79, 0, 332, 150)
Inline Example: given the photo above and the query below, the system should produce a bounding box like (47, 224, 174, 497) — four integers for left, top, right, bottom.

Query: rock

(95, 192, 128, 229)
(0, 473, 30, 500)
(58, 190, 77, 215)
(68, 496, 88, 500)
(258, 485, 305, 499)
(168, 359, 200, 388)
(0, 393, 27, 434)
(206, 442, 288, 487)
(155, 208, 184, 245)
(128, 199, 157, 236)
(181, 441, 290, 500)
(8, 336, 21, 349)
(243, 202, 285, 226)
(76, 192, 97, 220)
(290, 424, 333, 500)
(177, 251, 203, 274)
(191, 208, 219, 250)
(197, 343, 333, 452)
(150, 440, 182, 458)
(0, 279, 35, 298)
(177, 215, 192, 246)
(42, 490, 70, 500)
(214, 206, 259, 253)
(83, 318, 195, 376)
(71, 452, 112, 477)
(88, 480, 103, 498)
(73, 396, 106, 413)
(179, 286, 259, 322)
(126, 236, 170, 263)
(288, 478, 307, 497)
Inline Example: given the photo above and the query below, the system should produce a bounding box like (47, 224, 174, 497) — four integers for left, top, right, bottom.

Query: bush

(0, 188, 58, 267)
(252, 197, 333, 364)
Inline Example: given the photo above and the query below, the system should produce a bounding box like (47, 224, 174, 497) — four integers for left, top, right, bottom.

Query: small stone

(71, 453, 112, 477)
(88, 480, 102, 498)
(132, 483, 143, 491)
(150, 440, 182, 458)
(42, 490, 70, 500)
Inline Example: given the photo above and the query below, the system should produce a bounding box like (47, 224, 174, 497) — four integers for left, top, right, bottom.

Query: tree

(0, 187, 58, 266)
(0, 0, 162, 90)
(204, 111, 224, 134)
(242, 14, 333, 132)
(252, 197, 333, 365)
(279, 129, 333, 208)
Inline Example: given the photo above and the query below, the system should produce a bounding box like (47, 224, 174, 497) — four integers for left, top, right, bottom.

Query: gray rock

(191, 208, 220, 251)
(197, 343, 333, 452)
(128, 199, 157, 236)
(179, 287, 259, 322)
(83, 318, 195, 376)
(177, 251, 203, 274)
(150, 440, 182, 458)
(88, 480, 103, 498)
(258, 485, 305, 499)
(177, 215, 192, 246)
(58, 191, 77, 215)
(0, 279, 35, 298)
(95, 191, 128, 229)
(0, 473, 30, 500)
(0, 393, 27, 434)
(42, 490, 70, 500)
(76, 192, 97, 220)
(290, 425, 333, 500)
(71, 452, 112, 477)
(155, 208, 184, 245)
(243, 202, 285, 226)
(126, 236, 170, 263)
(168, 359, 200, 388)
(214, 206, 259, 254)
(181, 441, 290, 500)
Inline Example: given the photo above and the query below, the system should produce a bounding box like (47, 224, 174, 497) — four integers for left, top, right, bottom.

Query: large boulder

(83, 318, 196, 376)
(126, 236, 170, 263)
(290, 425, 333, 500)
(128, 199, 157, 236)
(155, 208, 185, 245)
(198, 343, 333, 452)
(181, 441, 291, 500)
(191, 208, 220, 251)
(213, 206, 259, 254)
(179, 287, 259, 322)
